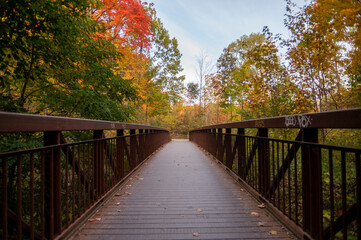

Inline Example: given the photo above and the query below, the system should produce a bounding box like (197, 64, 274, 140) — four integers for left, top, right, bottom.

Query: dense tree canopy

(1, 0, 360, 137)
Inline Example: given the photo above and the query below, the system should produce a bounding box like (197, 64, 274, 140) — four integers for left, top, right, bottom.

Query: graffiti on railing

(285, 114, 312, 128)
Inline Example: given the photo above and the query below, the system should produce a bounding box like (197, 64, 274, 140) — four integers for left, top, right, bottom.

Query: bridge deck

(71, 140, 293, 240)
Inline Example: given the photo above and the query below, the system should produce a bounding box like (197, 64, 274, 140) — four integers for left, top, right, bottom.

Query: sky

(150, 0, 309, 85)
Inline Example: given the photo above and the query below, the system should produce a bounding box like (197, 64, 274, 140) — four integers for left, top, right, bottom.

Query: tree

(92, 0, 152, 52)
(284, 0, 349, 112)
(186, 82, 199, 104)
(147, 12, 185, 104)
(0, 0, 136, 120)
(195, 51, 213, 109)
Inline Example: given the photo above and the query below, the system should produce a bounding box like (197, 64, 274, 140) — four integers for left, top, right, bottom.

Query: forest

(1, 0, 360, 138)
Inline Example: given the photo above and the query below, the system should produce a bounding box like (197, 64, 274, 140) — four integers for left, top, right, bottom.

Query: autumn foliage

(93, 0, 152, 51)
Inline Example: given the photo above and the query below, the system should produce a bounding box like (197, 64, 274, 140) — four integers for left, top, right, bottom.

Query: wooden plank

(72, 140, 294, 240)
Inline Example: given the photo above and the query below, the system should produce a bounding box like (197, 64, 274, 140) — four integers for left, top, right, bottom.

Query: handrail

(0, 112, 170, 239)
(190, 108, 361, 240)
(192, 108, 361, 130)
(0, 111, 167, 132)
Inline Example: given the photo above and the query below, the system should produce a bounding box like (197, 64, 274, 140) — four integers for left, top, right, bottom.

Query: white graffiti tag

(297, 115, 312, 128)
(285, 115, 312, 128)
(285, 116, 297, 127)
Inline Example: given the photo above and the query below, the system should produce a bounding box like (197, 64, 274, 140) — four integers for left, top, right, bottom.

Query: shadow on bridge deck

(71, 140, 294, 240)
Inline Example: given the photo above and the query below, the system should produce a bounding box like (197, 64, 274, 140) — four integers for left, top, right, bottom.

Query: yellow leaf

(270, 230, 277, 235)
(251, 212, 260, 217)
(193, 232, 199, 237)
(197, 208, 203, 212)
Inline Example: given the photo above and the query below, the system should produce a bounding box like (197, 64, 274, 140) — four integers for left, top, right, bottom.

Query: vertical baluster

(294, 143, 298, 225)
(83, 144, 86, 213)
(356, 152, 360, 240)
(72, 146, 75, 222)
(41, 151, 45, 239)
(288, 142, 291, 219)
(329, 149, 334, 239)
(78, 145, 81, 217)
(88, 142, 91, 207)
(65, 147, 69, 226)
(282, 142, 285, 213)
(277, 141, 280, 209)
(2, 157, 8, 239)
(30, 153, 34, 240)
(341, 151, 347, 239)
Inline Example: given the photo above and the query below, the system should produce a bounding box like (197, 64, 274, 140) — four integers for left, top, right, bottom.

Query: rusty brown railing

(190, 108, 361, 240)
(0, 112, 170, 239)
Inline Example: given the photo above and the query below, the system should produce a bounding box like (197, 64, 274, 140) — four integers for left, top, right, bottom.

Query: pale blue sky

(150, 0, 310, 85)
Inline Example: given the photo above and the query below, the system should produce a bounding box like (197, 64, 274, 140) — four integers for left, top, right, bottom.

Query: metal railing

(0, 112, 170, 239)
(190, 108, 361, 240)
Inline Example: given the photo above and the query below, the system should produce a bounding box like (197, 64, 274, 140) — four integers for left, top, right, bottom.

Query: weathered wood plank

(71, 140, 294, 240)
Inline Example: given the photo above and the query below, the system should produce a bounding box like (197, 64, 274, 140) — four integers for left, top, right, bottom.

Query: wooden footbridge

(1, 109, 360, 240)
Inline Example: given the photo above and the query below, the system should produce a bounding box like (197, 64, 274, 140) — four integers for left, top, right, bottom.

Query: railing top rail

(0, 111, 168, 133)
(191, 108, 361, 131)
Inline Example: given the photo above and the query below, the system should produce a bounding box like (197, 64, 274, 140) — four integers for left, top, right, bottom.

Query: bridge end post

(44, 131, 62, 239)
(301, 128, 322, 239)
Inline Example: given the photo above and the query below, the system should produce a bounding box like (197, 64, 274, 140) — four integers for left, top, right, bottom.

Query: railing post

(301, 128, 322, 239)
(217, 128, 223, 161)
(93, 130, 104, 198)
(44, 131, 61, 239)
(139, 129, 145, 162)
(117, 130, 124, 181)
(225, 128, 232, 169)
(129, 129, 137, 170)
(211, 129, 217, 157)
(144, 129, 149, 158)
(237, 128, 245, 178)
(258, 128, 270, 195)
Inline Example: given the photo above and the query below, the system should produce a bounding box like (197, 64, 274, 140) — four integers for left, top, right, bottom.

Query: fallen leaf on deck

(258, 222, 265, 226)
(251, 212, 260, 217)
(139, 178, 144, 180)
(114, 193, 121, 196)
(197, 208, 203, 212)
(115, 202, 120, 205)
(126, 192, 132, 195)
(240, 188, 245, 191)
(193, 232, 199, 237)
(258, 203, 266, 208)
(269, 230, 277, 235)
(88, 218, 101, 222)
(237, 198, 243, 200)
